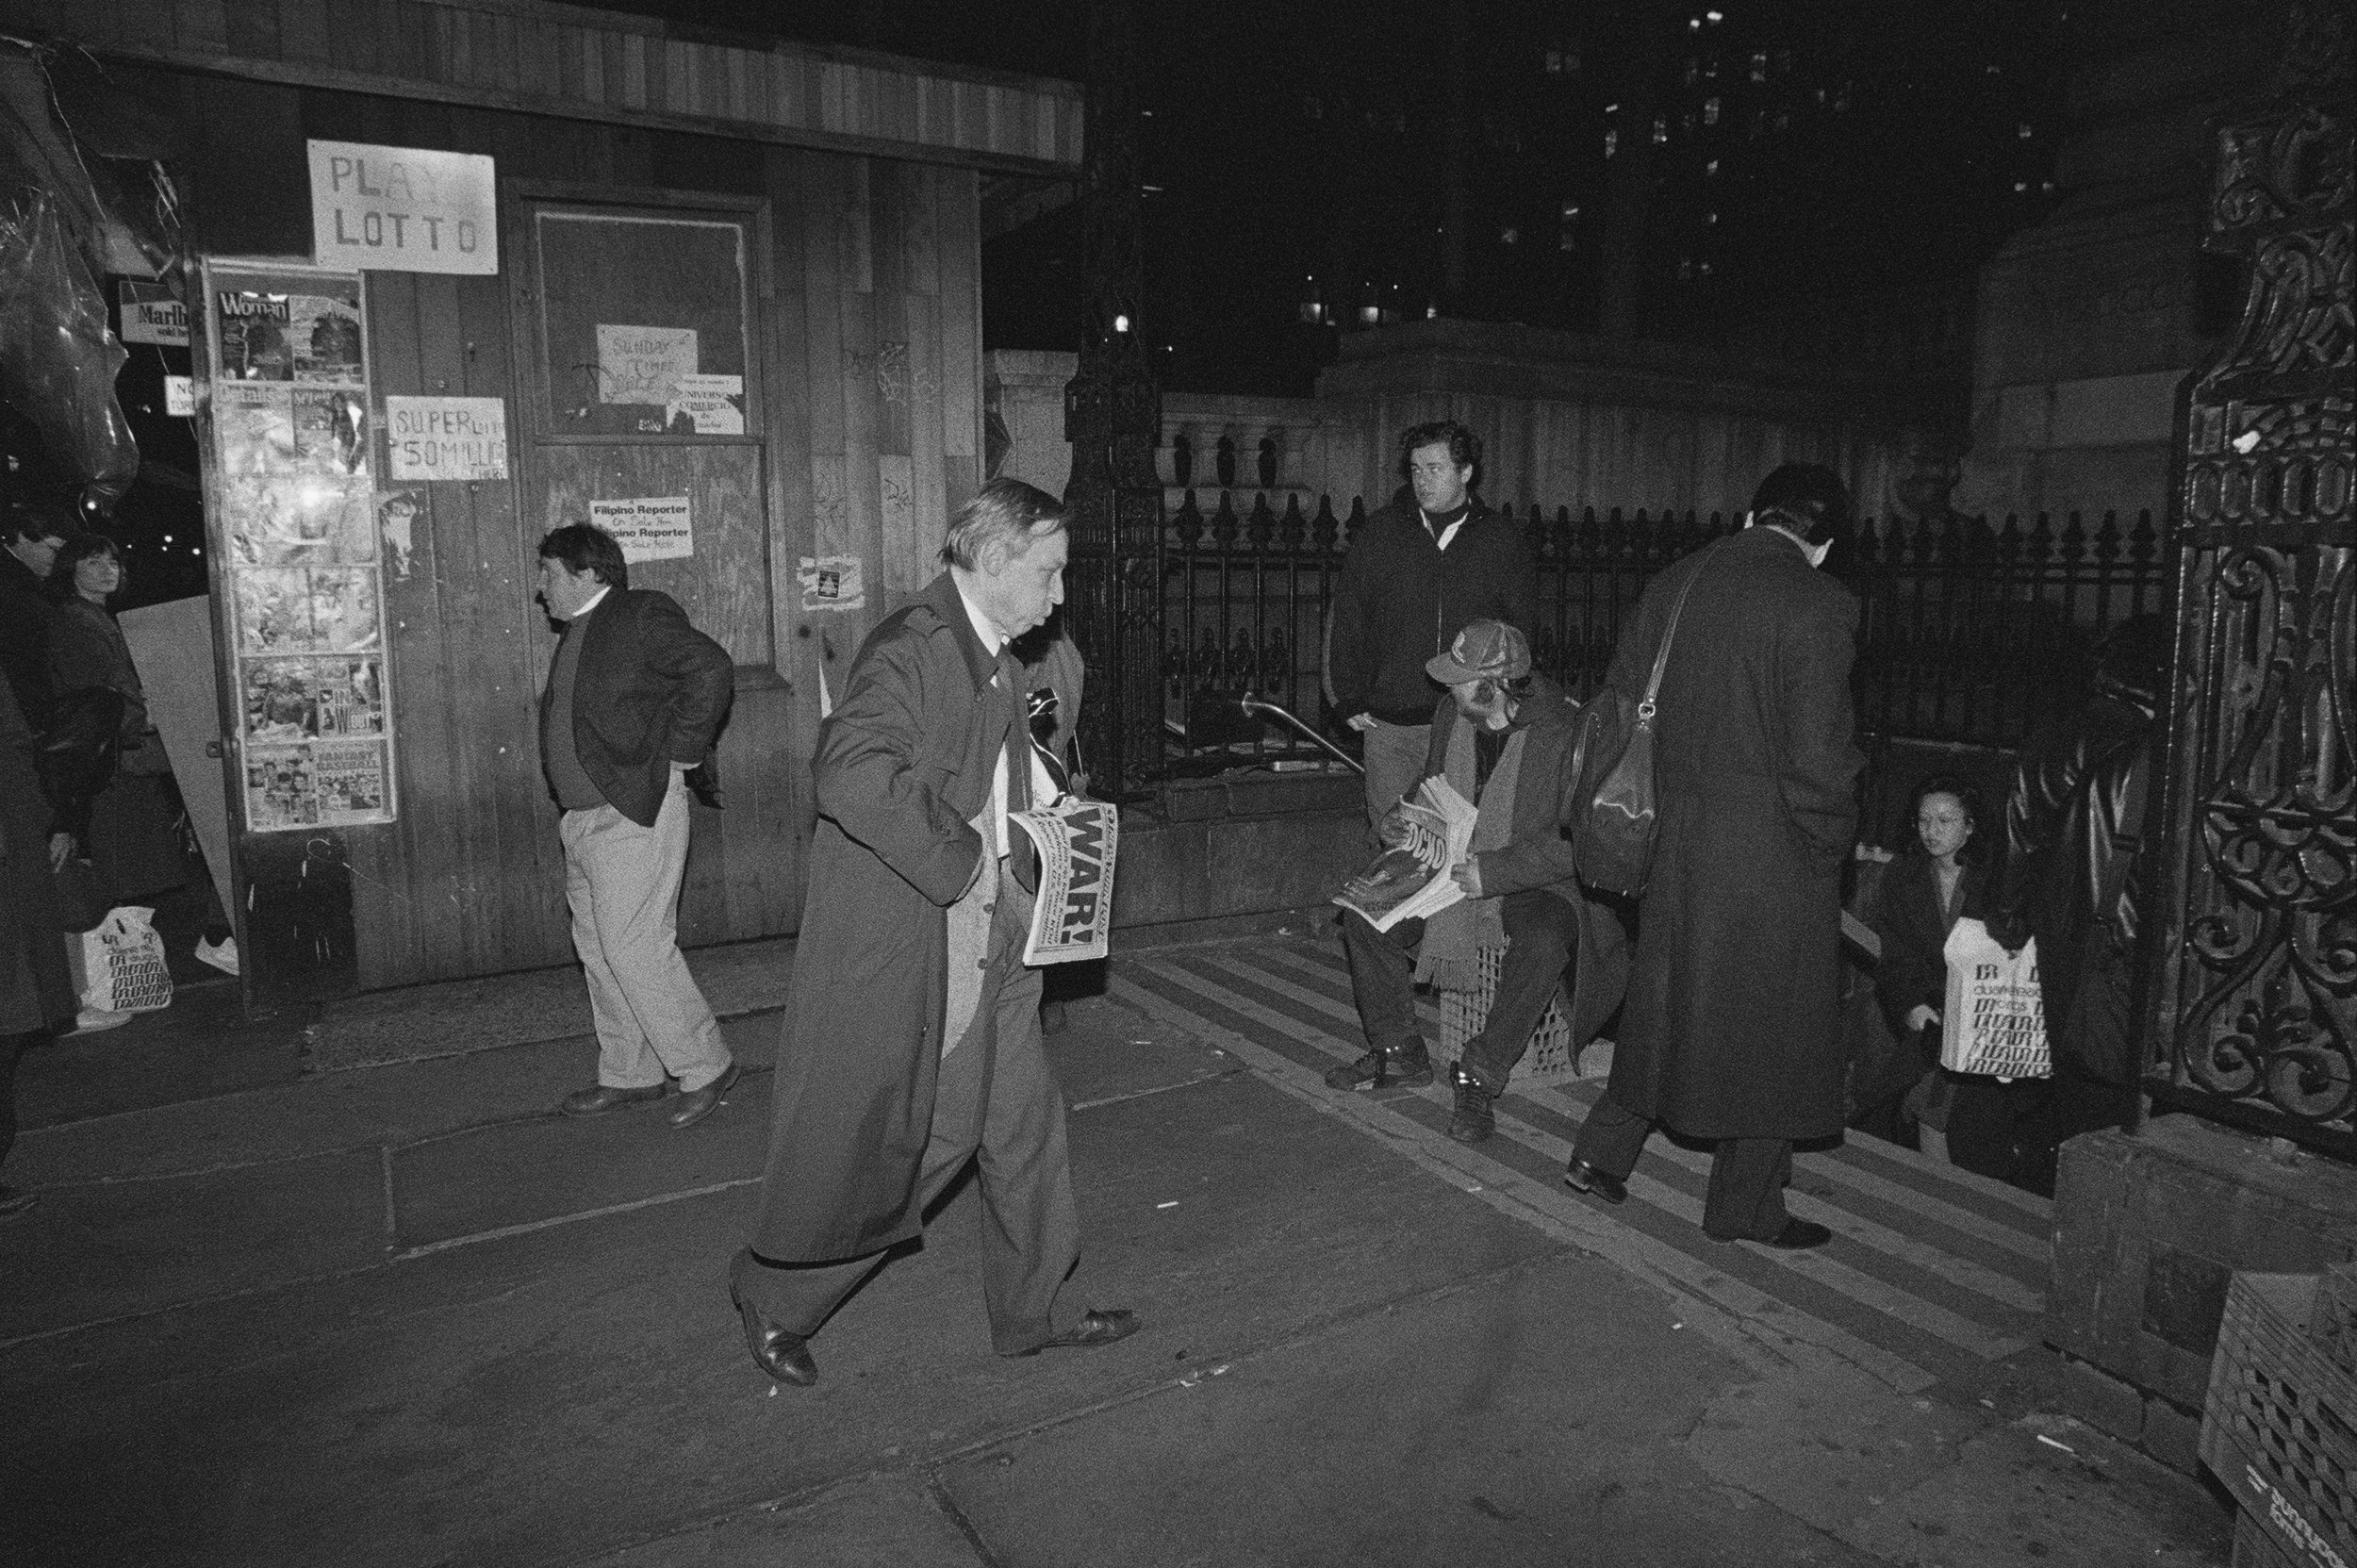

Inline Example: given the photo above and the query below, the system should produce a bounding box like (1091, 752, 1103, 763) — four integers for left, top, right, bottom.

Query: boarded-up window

(529, 212, 753, 439)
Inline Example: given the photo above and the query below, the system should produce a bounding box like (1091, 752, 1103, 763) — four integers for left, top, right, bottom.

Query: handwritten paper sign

(590, 496, 694, 563)
(596, 325, 698, 405)
(384, 396, 508, 480)
(308, 141, 498, 275)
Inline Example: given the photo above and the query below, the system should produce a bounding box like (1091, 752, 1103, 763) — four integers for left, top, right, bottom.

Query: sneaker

(195, 935, 240, 977)
(72, 1007, 135, 1034)
(1446, 1064, 1498, 1144)
(1323, 1045, 1435, 1092)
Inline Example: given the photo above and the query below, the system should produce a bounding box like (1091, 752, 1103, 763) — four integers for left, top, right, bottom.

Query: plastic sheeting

(0, 42, 182, 513)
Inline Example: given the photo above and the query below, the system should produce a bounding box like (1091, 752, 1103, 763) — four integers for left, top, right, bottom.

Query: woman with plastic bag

(0, 672, 76, 1216)
(1860, 775, 1989, 1153)
(43, 533, 235, 978)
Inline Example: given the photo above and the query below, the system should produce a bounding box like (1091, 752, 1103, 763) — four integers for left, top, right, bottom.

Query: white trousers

(559, 776, 731, 1092)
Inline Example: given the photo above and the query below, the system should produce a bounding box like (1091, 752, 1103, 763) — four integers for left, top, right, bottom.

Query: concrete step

(1114, 936, 2056, 1398)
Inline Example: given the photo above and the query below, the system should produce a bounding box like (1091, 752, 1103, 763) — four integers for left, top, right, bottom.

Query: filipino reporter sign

(308, 141, 498, 275)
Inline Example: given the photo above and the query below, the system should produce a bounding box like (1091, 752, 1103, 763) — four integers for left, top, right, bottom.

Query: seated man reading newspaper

(1328, 619, 1628, 1143)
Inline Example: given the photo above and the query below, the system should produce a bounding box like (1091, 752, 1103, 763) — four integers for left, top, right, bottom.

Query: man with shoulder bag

(1560, 465, 1865, 1249)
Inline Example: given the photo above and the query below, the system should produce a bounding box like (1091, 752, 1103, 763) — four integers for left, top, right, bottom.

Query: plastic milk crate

(2199, 1271, 2357, 1568)
(1434, 944, 1585, 1085)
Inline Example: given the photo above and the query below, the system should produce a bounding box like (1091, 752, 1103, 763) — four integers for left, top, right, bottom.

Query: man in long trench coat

(728, 480, 1138, 1385)
(1560, 464, 1865, 1248)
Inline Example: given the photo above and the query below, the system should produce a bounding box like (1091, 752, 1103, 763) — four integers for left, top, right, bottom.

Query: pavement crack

(922, 1475, 1011, 1568)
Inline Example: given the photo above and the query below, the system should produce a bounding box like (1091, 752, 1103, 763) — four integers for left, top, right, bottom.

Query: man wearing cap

(1327, 619, 1626, 1144)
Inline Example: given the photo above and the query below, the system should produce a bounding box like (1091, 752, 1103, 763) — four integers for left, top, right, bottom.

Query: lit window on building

(1704, 96, 1720, 125)
(1678, 257, 1696, 279)
(1706, 158, 1720, 175)
(1653, 116, 1669, 144)
(1605, 128, 1619, 157)
(1750, 52, 1768, 82)
(1501, 226, 1519, 244)
(2018, 123, 2034, 139)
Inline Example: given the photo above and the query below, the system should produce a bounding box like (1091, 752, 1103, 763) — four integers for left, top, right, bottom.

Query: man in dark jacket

(0, 506, 67, 727)
(730, 481, 1137, 1388)
(535, 523, 739, 1130)
(1329, 619, 1628, 1144)
(1973, 615, 2169, 1193)
(1327, 421, 1535, 834)
(1561, 465, 1864, 1249)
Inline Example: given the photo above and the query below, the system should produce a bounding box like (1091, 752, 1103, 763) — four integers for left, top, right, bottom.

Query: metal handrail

(1238, 693, 1363, 775)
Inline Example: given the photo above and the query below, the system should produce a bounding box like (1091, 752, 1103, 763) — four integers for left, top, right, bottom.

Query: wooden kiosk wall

(125, 68, 991, 991)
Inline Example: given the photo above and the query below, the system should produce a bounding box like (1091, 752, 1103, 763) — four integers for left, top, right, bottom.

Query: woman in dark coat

(44, 535, 188, 910)
(1, 675, 76, 1215)
(1858, 775, 1988, 1148)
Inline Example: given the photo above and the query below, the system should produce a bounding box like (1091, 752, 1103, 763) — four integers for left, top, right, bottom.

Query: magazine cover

(213, 382, 298, 476)
(235, 567, 382, 655)
(220, 476, 378, 568)
(242, 655, 386, 743)
(288, 293, 366, 386)
(293, 388, 369, 476)
(1333, 777, 1478, 932)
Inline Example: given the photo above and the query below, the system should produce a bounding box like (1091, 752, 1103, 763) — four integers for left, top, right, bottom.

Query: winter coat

(1599, 525, 1864, 1141)
(1327, 487, 1536, 725)
(1867, 854, 1987, 1040)
(0, 677, 75, 1036)
(1987, 676, 2156, 1085)
(748, 572, 1031, 1262)
(1409, 674, 1630, 1047)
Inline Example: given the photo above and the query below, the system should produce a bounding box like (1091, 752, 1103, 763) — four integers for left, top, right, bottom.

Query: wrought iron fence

(1141, 489, 2170, 788)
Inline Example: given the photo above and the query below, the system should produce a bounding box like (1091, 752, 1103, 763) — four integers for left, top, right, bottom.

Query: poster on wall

(201, 259, 398, 833)
(588, 496, 694, 563)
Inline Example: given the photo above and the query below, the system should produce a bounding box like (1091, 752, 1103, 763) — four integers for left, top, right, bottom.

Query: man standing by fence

(1561, 464, 1863, 1249)
(1327, 421, 1535, 834)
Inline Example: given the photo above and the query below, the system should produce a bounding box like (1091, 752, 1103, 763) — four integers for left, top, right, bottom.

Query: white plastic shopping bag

(1940, 916, 2051, 1078)
(74, 906, 174, 1015)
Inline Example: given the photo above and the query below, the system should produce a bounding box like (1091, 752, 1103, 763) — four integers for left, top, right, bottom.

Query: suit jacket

(540, 588, 733, 827)
(1600, 524, 1864, 1141)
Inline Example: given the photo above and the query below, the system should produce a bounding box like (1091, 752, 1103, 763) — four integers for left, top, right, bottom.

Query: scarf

(1414, 714, 1525, 992)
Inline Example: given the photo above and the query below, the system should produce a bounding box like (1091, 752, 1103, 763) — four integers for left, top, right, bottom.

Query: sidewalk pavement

(2, 933, 2234, 1567)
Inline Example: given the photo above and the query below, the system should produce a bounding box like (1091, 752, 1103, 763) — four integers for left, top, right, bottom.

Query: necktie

(1000, 653, 1040, 894)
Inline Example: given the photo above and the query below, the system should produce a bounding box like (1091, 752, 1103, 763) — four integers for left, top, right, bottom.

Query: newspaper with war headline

(1012, 797, 1119, 965)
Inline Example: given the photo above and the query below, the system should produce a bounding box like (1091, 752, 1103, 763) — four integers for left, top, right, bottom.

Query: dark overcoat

(1601, 524, 1863, 1141)
(747, 572, 1027, 1262)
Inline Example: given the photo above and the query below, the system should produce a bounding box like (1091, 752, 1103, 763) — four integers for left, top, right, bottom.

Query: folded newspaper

(1012, 797, 1119, 966)
(1333, 776, 1478, 932)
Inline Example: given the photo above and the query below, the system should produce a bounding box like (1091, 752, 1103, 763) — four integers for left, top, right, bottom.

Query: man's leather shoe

(1004, 1308, 1141, 1357)
(1562, 1159, 1627, 1204)
(732, 1286, 817, 1385)
(1763, 1218, 1834, 1250)
(668, 1063, 743, 1130)
(559, 1082, 665, 1117)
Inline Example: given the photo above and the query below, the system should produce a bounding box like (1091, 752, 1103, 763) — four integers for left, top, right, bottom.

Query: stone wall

(1954, 0, 2291, 520)
(988, 322, 1929, 520)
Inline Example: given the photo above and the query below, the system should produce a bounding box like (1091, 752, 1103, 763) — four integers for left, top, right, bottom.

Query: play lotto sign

(307, 141, 498, 275)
